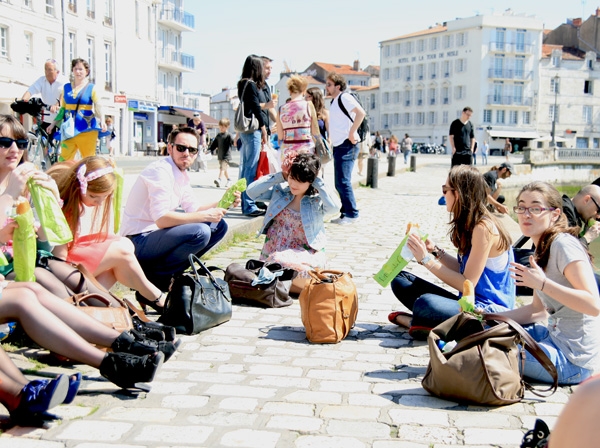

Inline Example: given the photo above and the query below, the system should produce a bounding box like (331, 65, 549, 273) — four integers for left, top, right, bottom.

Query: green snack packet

(374, 228, 428, 287)
(13, 205, 36, 282)
(0, 251, 8, 267)
(112, 167, 124, 233)
(27, 178, 73, 246)
(217, 178, 246, 209)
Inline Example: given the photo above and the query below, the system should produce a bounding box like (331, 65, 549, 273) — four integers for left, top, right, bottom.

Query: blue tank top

(318, 119, 326, 138)
(458, 249, 516, 311)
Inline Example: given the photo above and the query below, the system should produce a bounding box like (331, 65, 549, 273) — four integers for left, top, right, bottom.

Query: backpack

(337, 93, 369, 143)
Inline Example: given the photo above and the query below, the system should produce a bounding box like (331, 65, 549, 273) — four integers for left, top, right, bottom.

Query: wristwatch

(418, 254, 433, 266)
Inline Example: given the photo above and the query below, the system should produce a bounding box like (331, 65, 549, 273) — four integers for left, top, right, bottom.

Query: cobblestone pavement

(0, 155, 576, 447)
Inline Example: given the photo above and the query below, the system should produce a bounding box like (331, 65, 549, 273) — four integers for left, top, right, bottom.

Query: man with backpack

(325, 72, 366, 225)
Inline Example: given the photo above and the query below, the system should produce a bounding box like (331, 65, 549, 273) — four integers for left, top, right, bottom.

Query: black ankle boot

(99, 351, 164, 389)
(129, 328, 179, 362)
(132, 316, 176, 342)
(111, 331, 159, 357)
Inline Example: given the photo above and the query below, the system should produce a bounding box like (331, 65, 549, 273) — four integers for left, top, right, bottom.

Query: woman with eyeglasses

(388, 165, 515, 339)
(489, 181, 599, 385)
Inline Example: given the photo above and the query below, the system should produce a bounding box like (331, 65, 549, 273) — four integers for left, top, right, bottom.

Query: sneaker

(330, 216, 345, 224)
(214, 179, 221, 188)
(10, 375, 69, 420)
(337, 216, 360, 225)
(225, 179, 232, 187)
(99, 351, 164, 389)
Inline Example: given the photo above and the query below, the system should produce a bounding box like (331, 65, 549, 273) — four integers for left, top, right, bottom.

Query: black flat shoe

(135, 291, 165, 315)
(246, 210, 265, 217)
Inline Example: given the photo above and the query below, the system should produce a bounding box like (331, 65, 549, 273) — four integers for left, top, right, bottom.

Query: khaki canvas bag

(299, 269, 358, 344)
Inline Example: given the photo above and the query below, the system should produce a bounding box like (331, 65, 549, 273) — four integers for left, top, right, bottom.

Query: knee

(112, 237, 136, 258)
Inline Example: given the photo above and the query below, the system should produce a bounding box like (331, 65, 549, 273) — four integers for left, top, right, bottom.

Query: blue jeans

(129, 220, 228, 291)
(239, 131, 262, 214)
(523, 323, 593, 385)
(333, 139, 359, 218)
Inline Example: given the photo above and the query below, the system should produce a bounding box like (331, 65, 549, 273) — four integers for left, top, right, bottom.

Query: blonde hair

(287, 75, 308, 95)
(219, 117, 230, 128)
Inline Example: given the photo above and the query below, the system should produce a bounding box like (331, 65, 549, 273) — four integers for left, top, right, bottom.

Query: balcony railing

(489, 42, 532, 53)
(158, 49, 195, 71)
(486, 95, 533, 106)
(159, 7, 195, 30)
(488, 68, 533, 80)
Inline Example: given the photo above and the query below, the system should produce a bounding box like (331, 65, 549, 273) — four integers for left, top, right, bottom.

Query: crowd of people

(9, 56, 600, 445)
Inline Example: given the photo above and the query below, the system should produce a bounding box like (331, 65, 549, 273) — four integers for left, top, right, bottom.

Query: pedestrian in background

(448, 106, 474, 167)
(504, 138, 513, 161)
(401, 133, 413, 165)
(210, 118, 234, 188)
(388, 135, 399, 156)
(481, 140, 489, 165)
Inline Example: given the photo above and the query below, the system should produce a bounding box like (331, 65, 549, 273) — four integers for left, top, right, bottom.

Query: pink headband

(77, 164, 114, 196)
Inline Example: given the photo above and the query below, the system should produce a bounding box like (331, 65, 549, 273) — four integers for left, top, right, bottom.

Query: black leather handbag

(224, 259, 297, 308)
(159, 254, 232, 334)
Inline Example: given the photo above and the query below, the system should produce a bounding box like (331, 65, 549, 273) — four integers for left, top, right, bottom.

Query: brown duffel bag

(422, 312, 558, 406)
(299, 269, 358, 344)
(66, 292, 133, 333)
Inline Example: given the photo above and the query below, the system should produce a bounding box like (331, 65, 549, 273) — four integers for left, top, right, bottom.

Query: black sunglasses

(590, 195, 600, 215)
(0, 137, 28, 150)
(173, 143, 199, 155)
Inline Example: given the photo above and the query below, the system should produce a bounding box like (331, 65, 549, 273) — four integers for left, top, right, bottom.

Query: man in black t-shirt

(448, 106, 474, 167)
(257, 56, 277, 136)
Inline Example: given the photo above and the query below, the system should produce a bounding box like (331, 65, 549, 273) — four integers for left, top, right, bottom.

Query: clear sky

(182, 0, 591, 97)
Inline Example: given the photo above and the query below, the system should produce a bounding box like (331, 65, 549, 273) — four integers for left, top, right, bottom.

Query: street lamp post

(550, 74, 559, 147)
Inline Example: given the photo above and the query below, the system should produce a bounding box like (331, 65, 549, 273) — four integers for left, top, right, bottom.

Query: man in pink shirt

(121, 127, 240, 294)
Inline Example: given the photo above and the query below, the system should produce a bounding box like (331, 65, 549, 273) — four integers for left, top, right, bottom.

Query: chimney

(597, 7, 600, 16)
(353, 60, 360, 71)
(573, 18, 582, 27)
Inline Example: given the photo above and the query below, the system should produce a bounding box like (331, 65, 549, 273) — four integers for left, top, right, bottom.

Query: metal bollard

(410, 154, 417, 172)
(387, 154, 396, 176)
(366, 156, 378, 188)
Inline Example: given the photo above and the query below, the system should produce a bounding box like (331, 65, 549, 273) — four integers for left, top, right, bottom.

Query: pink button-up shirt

(120, 157, 200, 236)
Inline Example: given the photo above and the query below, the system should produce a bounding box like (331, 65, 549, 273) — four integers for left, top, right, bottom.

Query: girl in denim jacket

(246, 154, 340, 292)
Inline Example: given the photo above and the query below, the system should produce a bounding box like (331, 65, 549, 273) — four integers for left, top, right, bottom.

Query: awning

(158, 106, 219, 126)
(532, 135, 567, 142)
(487, 129, 539, 139)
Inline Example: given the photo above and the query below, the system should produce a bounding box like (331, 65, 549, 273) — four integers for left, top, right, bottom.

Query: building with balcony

(379, 11, 543, 153)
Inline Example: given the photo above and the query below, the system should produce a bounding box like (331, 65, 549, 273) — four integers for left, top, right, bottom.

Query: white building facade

(379, 12, 543, 153)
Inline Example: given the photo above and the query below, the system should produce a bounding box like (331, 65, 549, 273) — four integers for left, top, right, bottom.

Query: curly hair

(517, 181, 582, 269)
(48, 156, 116, 248)
(447, 165, 511, 255)
(287, 75, 308, 95)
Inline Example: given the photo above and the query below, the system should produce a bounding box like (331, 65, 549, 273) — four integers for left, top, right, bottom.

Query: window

(104, 0, 113, 25)
(428, 111, 436, 125)
(549, 105, 558, 123)
(576, 137, 589, 148)
(382, 114, 389, 128)
(516, 31, 525, 52)
(148, 6, 152, 40)
(23, 0, 32, 8)
(370, 94, 375, 110)
(394, 43, 401, 56)
(394, 113, 399, 126)
(384, 45, 390, 57)
(455, 85, 464, 100)
(442, 86, 449, 104)
(493, 56, 504, 77)
(68, 0, 77, 13)
(515, 58, 524, 79)
(416, 89, 423, 106)
(404, 90, 411, 106)
(583, 105, 593, 124)
(496, 110, 505, 124)
(495, 29, 505, 51)
(551, 53, 561, 67)
(383, 68, 389, 80)
(0, 26, 8, 59)
(46, 38, 55, 59)
(457, 32, 466, 46)
(393, 91, 400, 103)
(68, 32, 76, 62)
(430, 37, 438, 51)
(523, 111, 531, 124)
(406, 41, 413, 54)
(383, 92, 389, 104)
(584, 80, 593, 94)
(551, 77, 560, 94)
(86, 37, 95, 80)
(104, 41, 112, 89)
(405, 65, 412, 81)
(444, 35, 453, 49)
(493, 83, 503, 103)
(456, 59, 466, 73)
(416, 112, 424, 125)
(509, 110, 518, 124)
(594, 138, 600, 149)
(514, 84, 523, 104)
(404, 113, 411, 125)
(418, 39, 425, 52)
(394, 67, 400, 79)
(483, 109, 492, 123)
(46, 0, 55, 15)
(24, 32, 32, 63)
(135, 0, 140, 37)
(429, 62, 437, 79)
(442, 111, 449, 124)
(429, 87, 436, 105)
(443, 60, 451, 77)
(417, 64, 424, 80)
(86, 0, 95, 19)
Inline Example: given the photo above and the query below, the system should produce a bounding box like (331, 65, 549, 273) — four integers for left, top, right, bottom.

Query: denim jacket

(246, 172, 341, 251)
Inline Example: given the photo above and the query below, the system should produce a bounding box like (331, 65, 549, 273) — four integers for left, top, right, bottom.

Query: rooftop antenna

(581, 0, 587, 18)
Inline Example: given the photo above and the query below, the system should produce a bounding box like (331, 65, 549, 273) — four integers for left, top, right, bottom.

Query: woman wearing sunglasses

(388, 165, 515, 339)
(489, 182, 599, 385)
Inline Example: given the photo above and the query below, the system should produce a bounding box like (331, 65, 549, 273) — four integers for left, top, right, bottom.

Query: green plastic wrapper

(0, 251, 8, 267)
(112, 167, 124, 233)
(27, 178, 73, 246)
(374, 228, 428, 287)
(217, 178, 246, 209)
(13, 206, 36, 282)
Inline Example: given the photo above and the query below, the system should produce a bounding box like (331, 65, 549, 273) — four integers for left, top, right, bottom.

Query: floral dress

(279, 99, 315, 172)
(260, 208, 326, 278)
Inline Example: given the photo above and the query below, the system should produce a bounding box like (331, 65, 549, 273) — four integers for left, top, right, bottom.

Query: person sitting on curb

(483, 162, 513, 214)
(120, 126, 241, 301)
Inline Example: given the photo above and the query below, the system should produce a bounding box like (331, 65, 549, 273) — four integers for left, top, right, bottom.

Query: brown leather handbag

(422, 313, 558, 406)
(66, 292, 133, 333)
(299, 269, 358, 344)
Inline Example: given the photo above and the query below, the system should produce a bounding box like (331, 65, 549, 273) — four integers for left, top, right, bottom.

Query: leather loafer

(246, 210, 265, 217)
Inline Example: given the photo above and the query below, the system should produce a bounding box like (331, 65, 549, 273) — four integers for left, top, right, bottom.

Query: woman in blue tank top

(389, 165, 515, 339)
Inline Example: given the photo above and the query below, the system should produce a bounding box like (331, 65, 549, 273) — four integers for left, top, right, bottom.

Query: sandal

(135, 291, 165, 315)
(388, 311, 413, 327)
(63, 372, 82, 404)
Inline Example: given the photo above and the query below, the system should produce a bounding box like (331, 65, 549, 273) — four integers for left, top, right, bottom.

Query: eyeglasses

(0, 137, 28, 150)
(442, 185, 455, 194)
(590, 196, 600, 216)
(513, 206, 557, 215)
(173, 143, 198, 155)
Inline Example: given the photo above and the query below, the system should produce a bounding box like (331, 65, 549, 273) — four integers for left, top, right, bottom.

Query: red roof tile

(381, 24, 447, 43)
(312, 62, 370, 77)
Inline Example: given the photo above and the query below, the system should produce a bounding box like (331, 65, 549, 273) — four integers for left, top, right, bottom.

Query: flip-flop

(388, 311, 413, 327)
(63, 372, 82, 404)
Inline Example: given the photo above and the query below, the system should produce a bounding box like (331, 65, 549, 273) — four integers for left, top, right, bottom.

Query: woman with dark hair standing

(388, 165, 515, 339)
(305, 87, 329, 141)
(237, 55, 268, 217)
(49, 58, 106, 161)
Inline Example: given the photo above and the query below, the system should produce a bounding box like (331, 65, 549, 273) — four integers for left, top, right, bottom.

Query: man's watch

(418, 254, 433, 266)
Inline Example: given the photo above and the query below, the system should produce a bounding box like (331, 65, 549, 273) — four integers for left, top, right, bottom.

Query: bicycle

(10, 98, 60, 170)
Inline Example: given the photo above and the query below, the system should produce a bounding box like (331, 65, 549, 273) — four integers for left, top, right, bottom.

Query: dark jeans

(451, 152, 472, 167)
(333, 139, 359, 218)
(239, 131, 262, 215)
(129, 220, 228, 291)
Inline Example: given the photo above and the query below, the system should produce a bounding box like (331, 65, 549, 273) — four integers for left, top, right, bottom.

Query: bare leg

(94, 238, 163, 306)
(290, 277, 308, 295)
(0, 285, 106, 367)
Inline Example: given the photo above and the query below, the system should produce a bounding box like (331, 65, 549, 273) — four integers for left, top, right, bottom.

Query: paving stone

(260, 402, 315, 416)
(188, 412, 258, 427)
(266, 415, 323, 431)
(206, 384, 277, 399)
(397, 425, 458, 444)
(463, 428, 525, 445)
(295, 435, 366, 448)
(283, 390, 342, 405)
(0, 440, 65, 448)
(56, 421, 133, 441)
(325, 420, 391, 438)
(320, 405, 381, 420)
(220, 429, 280, 448)
(134, 425, 213, 444)
(161, 395, 210, 409)
(388, 408, 450, 426)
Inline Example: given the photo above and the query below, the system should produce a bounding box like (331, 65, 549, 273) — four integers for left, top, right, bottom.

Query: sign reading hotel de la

(397, 50, 459, 64)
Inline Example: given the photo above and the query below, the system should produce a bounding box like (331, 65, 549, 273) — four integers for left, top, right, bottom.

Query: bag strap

(485, 313, 558, 396)
(74, 293, 113, 307)
(307, 269, 351, 282)
(75, 263, 128, 309)
(188, 254, 229, 298)
(337, 93, 354, 123)
(239, 79, 252, 105)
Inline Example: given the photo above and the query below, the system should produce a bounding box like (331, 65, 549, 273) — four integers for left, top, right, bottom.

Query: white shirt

(27, 74, 69, 123)
(119, 157, 201, 236)
(329, 92, 361, 147)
